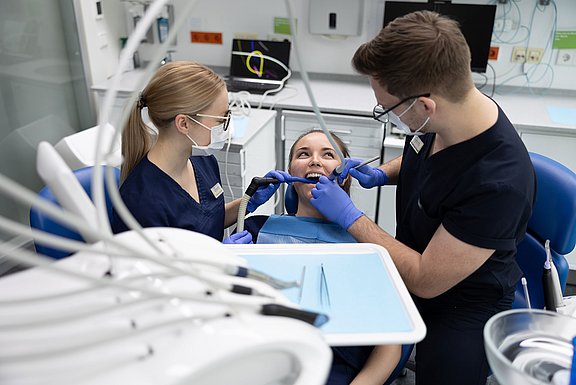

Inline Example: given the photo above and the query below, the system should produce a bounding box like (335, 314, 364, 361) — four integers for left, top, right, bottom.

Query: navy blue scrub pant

(414, 288, 514, 385)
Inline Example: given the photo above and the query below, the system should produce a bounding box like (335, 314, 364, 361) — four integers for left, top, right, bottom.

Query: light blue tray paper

(232, 244, 426, 346)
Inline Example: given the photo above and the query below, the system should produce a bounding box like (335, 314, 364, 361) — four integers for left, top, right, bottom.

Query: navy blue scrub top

(396, 103, 535, 303)
(112, 155, 225, 241)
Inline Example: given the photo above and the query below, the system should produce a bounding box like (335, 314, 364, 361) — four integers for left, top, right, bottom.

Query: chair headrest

(285, 184, 298, 215)
(528, 153, 576, 255)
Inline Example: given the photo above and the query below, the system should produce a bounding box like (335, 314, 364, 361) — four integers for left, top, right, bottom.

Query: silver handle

(330, 128, 353, 135)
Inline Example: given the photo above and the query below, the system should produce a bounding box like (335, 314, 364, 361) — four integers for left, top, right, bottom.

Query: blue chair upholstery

(285, 184, 298, 215)
(512, 152, 576, 309)
(29, 166, 120, 259)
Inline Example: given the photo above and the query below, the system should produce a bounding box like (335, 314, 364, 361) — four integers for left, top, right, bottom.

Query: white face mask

(185, 116, 230, 156)
(388, 98, 429, 137)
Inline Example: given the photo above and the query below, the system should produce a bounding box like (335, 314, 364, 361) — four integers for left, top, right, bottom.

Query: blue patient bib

(257, 215, 356, 244)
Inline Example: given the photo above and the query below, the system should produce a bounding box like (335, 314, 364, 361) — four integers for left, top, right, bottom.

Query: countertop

(91, 69, 576, 134)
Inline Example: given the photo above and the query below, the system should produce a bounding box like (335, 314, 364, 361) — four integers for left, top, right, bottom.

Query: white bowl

(484, 309, 576, 385)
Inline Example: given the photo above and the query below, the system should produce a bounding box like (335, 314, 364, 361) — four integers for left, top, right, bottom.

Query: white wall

(92, 0, 576, 92)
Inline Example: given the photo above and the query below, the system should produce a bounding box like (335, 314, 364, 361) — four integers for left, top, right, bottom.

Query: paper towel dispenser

(309, 0, 363, 36)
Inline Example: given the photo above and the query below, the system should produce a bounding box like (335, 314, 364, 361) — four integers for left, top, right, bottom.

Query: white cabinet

(377, 134, 404, 236)
(519, 131, 576, 173)
(280, 110, 385, 221)
(213, 109, 277, 216)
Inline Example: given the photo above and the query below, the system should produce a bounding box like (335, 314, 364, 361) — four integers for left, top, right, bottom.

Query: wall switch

(309, 0, 364, 36)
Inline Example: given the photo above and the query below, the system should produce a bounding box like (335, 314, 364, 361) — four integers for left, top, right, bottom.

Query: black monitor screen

(229, 39, 291, 81)
(383, 1, 496, 73)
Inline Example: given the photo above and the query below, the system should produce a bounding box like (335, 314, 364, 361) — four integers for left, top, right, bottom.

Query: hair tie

(138, 92, 147, 110)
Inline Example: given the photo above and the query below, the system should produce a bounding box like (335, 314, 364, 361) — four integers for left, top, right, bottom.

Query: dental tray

(227, 243, 426, 346)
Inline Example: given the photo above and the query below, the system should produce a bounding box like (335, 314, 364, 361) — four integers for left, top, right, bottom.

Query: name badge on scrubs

(410, 136, 424, 154)
(210, 183, 224, 198)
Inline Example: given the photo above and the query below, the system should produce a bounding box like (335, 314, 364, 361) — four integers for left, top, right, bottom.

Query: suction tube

(236, 177, 279, 232)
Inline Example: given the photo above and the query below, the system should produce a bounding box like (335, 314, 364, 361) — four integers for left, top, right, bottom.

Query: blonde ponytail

(119, 61, 225, 183)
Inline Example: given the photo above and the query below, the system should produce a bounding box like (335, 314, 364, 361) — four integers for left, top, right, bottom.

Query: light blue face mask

(388, 98, 430, 137)
(185, 115, 230, 156)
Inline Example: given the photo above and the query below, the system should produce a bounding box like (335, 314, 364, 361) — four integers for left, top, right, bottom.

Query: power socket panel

(527, 48, 544, 64)
(511, 47, 545, 64)
(556, 49, 576, 66)
(511, 47, 526, 63)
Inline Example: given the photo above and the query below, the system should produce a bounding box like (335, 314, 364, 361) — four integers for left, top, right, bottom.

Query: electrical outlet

(494, 19, 514, 32)
(511, 47, 526, 63)
(527, 48, 544, 64)
(556, 50, 576, 66)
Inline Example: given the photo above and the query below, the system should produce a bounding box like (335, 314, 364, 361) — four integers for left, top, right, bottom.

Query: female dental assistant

(112, 61, 258, 243)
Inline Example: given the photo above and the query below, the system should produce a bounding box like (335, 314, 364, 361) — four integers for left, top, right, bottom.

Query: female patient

(244, 129, 401, 385)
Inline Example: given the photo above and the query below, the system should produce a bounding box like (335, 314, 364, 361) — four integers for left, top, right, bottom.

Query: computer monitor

(383, 1, 496, 73)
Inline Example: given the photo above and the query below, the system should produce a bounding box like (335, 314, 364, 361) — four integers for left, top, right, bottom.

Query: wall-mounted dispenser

(309, 0, 364, 36)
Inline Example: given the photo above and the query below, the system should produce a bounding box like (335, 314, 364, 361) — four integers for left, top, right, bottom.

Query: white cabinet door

(214, 109, 277, 217)
(377, 135, 405, 235)
(281, 110, 385, 221)
(520, 132, 576, 173)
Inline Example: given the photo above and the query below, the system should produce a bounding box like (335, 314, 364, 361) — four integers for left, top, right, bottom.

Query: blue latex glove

(246, 170, 291, 213)
(338, 157, 388, 188)
(223, 230, 253, 244)
(310, 176, 364, 230)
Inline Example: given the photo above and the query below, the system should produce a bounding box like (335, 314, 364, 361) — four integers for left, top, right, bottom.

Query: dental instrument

(236, 175, 316, 232)
(298, 266, 306, 304)
(521, 277, 531, 309)
(353, 155, 381, 170)
(546, 239, 565, 309)
(319, 263, 331, 308)
(327, 155, 381, 181)
(543, 254, 557, 312)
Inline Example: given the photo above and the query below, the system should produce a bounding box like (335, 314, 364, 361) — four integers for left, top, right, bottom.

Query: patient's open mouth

(305, 172, 323, 182)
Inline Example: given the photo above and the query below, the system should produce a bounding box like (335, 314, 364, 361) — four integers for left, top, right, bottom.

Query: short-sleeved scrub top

(112, 155, 225, 241)
(396, 103, 536, 308)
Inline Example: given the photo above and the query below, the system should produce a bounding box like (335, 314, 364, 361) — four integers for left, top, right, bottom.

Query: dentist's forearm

(380, 155, 402, 185)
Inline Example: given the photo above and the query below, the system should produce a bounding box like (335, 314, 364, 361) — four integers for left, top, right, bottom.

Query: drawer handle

(311, 127, 352, 135)
(330, 129, 353, 135)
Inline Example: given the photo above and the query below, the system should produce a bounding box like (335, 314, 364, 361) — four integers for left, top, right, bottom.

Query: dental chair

(512, 152, 576, 309)
(29, 165, 120, 259)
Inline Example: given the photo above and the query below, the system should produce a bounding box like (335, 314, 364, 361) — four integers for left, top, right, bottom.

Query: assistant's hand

(311, 176, 363, 230)
(223, 230, 253, 244)
(246, 170, 291, 213)
(338, 158, 388, 188)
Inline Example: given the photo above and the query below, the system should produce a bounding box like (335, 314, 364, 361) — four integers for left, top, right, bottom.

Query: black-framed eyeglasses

(192, 109, 232, 131)
(372, 93, 431, 123)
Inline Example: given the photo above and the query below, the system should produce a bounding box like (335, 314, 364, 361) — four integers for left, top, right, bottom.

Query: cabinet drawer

(213, 150, 242, 164)
(283, 110, 384, 140)
(284, 130, 382, 152)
